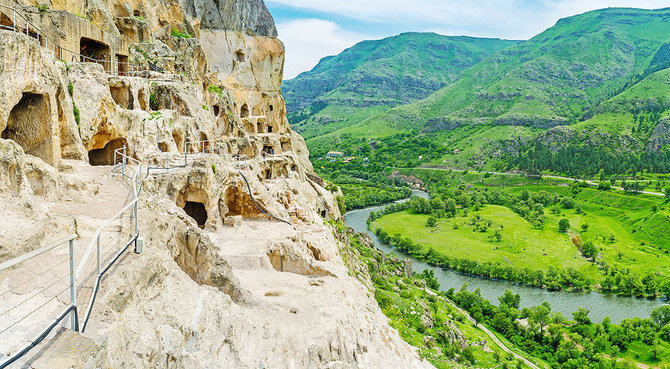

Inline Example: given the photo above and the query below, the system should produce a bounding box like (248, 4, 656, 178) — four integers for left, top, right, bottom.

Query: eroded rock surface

(0, 0, 433, 367)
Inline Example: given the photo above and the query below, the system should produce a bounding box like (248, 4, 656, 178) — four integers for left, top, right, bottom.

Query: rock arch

(88, 137, 128, 166)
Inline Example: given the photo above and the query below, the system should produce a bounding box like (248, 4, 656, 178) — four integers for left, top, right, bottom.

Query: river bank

(344, 190, 667, 324)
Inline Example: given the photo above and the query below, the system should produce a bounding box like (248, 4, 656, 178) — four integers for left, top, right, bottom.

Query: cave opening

(3, 92, 53, 164)
(213, 105, 220, 116)
(183, 201, 208, 228)
(240, 104, 249, 118)
(116, 54, 129, 76)
(80, 37, 110, 72)
(263, 145, 274, 155)
(235, 50, 245, 62)
(88, 137, 128, 166)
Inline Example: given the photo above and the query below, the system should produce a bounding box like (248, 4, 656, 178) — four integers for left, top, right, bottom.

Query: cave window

(281, 141, 291, 152)
(235, 50, 245, 62)
(80, 37, 111, 72)
(263, 145, 274, 155)
(269, 105, 273, 112)
(88, 137, 128, 166)
(183, 201, 208, 228)
(267, 125, 273, 133)
(213, 105, 220, 116)
(240, 104, 249, 118)
(291, 165, 296, 171)
(320, 210, 327, 218)
(264, 170, 271, 180)
(257, 122, 263, 133)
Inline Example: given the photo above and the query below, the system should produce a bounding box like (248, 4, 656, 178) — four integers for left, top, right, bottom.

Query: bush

(72, 103, 80, 126)
(597, 181, 612, 191)
(171, 28, 193, 38)
(149, 92, 159, 110)
(651, 305, 670, 327)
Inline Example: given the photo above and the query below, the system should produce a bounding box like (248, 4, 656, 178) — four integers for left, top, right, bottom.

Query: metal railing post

(96, 234, 101, 275)
(68, 239, 78, 331)
(122, 147, 127, 179)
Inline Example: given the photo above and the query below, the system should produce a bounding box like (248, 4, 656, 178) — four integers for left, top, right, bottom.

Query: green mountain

(282, 33, 520, 140)
(365, 8, 670, 131)
(305, 7, 670, 175)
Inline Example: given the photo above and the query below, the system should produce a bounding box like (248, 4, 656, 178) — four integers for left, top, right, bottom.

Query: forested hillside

(298, 8, 670, 176)
(282, 33, 519, 140)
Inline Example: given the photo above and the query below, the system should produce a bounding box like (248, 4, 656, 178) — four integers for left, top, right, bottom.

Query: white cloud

(277, 19, 363, 79)
(271, 0, 670, 77)
(269, 0, 669, 40)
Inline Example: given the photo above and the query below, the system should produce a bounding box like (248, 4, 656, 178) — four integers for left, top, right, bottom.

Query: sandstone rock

(0, 0, 431, 368)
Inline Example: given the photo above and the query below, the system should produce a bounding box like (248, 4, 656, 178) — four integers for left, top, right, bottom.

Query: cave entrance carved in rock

(80, 37, 111, 72)
(2, 92, 55, 164)
(88, 137, 128, 166)
(183, 201, 208, 228)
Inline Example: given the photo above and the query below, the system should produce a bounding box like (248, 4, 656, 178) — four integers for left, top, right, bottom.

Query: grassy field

(507, 186, 670, 276)
(372, 184, 670, 285)
(372, 206, 600, 278)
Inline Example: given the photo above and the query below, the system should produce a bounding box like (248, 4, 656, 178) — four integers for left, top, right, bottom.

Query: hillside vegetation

(282, 33, 519, 140)
(299, 8, 670, 176)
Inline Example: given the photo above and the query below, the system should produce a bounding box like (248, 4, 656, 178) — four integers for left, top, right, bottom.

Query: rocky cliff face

(0, 0, 432, 368)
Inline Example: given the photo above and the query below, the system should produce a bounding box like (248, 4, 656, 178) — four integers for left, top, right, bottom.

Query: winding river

(344, 190, 667, 324)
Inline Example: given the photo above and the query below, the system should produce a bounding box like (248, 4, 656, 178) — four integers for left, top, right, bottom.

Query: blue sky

(266, 0, 669, 79)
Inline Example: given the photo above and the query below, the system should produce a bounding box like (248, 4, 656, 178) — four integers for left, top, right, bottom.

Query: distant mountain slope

(282, 33, 520, 139)
(361, 8, 670, 134)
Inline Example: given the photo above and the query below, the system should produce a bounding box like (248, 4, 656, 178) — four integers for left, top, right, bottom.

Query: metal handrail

(76, 146, 142, 332)
(0, 234, 79, 368)
(0, 234, 77, 271)
(0, 3, 188, 80)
